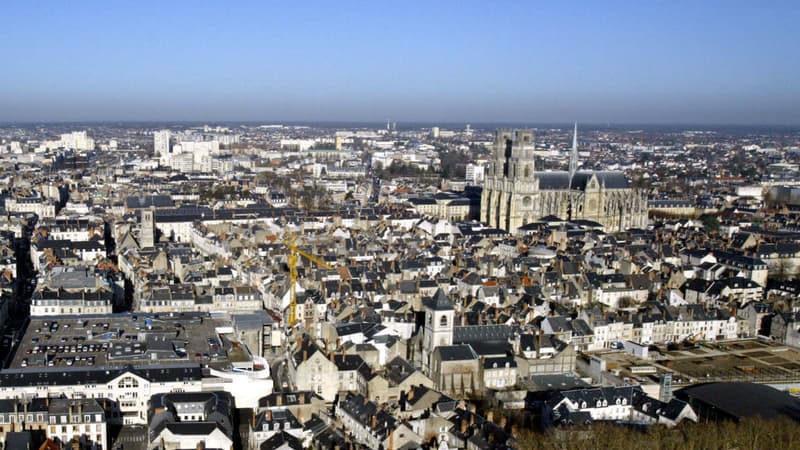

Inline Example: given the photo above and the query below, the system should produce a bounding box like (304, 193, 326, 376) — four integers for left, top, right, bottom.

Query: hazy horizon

(2, 1, 799, 125)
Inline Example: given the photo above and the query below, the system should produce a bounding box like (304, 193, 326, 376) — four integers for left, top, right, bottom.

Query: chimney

(407, 389, 414, 401)
(303, 350, 308, 362)
(196, 442, 204, 450)
(500, 416, 507, 429)
(469, 413, 474, 426)
(460, 419, 468, 434)
(536, 329, 543, 359)
(389, 428, 394, 450)
(267, 410, 272, 420)
(371, 415, 377, 429)
(277, 395, 283, 406)
(299, 394, 305, 405)
(487, 411, 494, 423)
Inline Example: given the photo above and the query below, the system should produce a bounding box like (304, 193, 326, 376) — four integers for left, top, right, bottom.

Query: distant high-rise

(154, 130, 171, 165)
(430, 127, 440, 139)
(56, 131, 94, 150)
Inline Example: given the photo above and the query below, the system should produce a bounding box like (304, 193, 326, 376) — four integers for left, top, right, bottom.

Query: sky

(1, 1, 799, 124)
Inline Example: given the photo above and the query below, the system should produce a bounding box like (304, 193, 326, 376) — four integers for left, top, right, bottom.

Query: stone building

(480, 126, 647, 233)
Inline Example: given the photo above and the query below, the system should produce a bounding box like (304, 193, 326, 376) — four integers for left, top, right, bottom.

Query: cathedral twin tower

(480, 126, 648, 233)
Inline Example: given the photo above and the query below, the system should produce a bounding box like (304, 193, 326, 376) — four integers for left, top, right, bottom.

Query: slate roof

(453, 324, 515, 344)
(0, 364, 202, 387)
(436, 344, 478, 362)
(423, 288, 454, 311)
(260, 431, 303, 450)
(533, 170, 630, 190)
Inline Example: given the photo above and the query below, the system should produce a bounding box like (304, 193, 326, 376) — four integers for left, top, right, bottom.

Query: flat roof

(677, 382, 800, 420)
(11, 312, 239, 371)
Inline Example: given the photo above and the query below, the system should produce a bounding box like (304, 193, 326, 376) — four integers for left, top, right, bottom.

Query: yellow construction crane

(285, 232, 332, 328)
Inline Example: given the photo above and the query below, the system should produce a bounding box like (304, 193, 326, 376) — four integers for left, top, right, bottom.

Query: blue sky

(1, 1, 798, 124)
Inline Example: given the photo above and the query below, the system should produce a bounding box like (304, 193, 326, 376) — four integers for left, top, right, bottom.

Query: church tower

(140, 207, 155, 249)
(421, 288, 454, 375)
(480, 129, 538, 231)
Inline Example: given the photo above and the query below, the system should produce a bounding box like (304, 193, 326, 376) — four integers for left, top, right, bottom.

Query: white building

(465, 163, 485, 185)
(154, 129, 171, 165)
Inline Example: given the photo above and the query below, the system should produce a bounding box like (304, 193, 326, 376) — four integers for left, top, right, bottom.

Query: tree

(699, 214, 721, 233)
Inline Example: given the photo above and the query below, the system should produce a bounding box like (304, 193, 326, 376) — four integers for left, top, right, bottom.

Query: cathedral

(480, 126, 648, 233)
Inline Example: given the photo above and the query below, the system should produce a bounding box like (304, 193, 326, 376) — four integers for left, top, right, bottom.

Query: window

(439, 315, 448, 327)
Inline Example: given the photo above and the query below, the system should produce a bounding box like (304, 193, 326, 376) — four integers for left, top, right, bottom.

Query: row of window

(0, 414, 101, 424)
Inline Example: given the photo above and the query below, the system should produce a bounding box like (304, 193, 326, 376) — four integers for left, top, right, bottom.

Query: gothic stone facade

(480, 129, 647, 233)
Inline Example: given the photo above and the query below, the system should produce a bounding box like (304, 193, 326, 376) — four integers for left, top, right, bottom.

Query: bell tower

(140, 207, 155, 249)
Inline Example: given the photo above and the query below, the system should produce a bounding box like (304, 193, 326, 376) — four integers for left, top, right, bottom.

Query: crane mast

(285, 232, 332, 328)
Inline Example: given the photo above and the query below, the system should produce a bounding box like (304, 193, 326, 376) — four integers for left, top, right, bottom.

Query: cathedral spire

(567, 122, 578, 221)
(569, 122, 578, 179)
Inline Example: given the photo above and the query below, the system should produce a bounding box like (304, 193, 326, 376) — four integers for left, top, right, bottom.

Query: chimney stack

(277, 395, 283, 406)
(303, 350, 308, 362)
(487, 411, 494, 423)
(460, 419, 468, 434)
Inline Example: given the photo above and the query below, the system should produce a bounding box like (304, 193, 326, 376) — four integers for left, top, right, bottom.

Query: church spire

(569, 122, 578, 179)
(567, 122, 578, 221)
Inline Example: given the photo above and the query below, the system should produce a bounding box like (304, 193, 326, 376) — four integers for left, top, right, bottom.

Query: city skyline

(2, 1, 799, 124)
